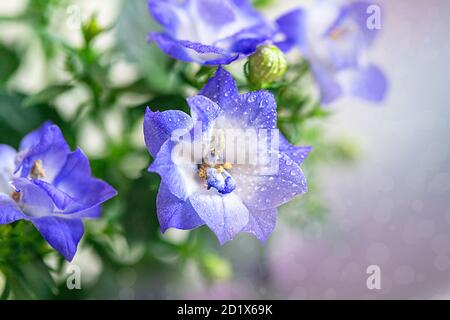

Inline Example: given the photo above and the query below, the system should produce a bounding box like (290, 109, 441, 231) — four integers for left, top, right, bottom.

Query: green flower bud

(245, 45, 287, 86)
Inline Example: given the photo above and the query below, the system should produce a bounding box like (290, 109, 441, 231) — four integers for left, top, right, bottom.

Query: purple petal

(276, 8, 308, 53)
(312, 65, 343, 104)
(189, 191, 249, 244)
(147, 0, 181, 34)
(279, 134, 312, 166)
(17, 122, 70, 182)
(0, 194, 26, 224)
(243, 208, 277, 243)
(187, 95, 222, 130)
(18, 121, 53, 151)
(50, 148, 117, 213)
(342, 64, 388, 102)
(70, 206, 102, 219)
(149, 140, 196, 200)
(30, 216, 84, 261)
(157, 182, 204, 233)
(199, 67, 239, 110)
(195, 0, 236, 26)
(149, 32, 239, 65)
(231, 91, 278, 129)
(233, 152, 308, 210)
(144, 107, 193, 157)
(11, 178, 55, 217)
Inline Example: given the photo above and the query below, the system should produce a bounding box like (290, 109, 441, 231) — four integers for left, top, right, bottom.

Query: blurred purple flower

(144, 67, 311, 244)
(277, 1, 388, 104)
(0, 122, 117, 261)
(147, 0, 275, 65)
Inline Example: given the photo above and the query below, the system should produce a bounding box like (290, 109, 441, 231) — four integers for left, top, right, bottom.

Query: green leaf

(0, 44, 20, 86)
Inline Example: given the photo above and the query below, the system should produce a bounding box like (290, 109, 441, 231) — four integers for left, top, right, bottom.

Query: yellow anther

(222, 162, 232, 170)
(31, 160, 46, 179)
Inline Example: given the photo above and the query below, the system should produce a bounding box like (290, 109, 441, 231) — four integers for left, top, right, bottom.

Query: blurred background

(0, 0, 449, 299)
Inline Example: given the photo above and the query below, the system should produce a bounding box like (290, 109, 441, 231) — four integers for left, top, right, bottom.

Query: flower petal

(189, 191, 249, 244)
(17, 122, 70, 182)
(11, 178, 55, 217)
(144, 107, 193, 157)
(199, 67, 239, 110)
(187, 95, 222, 130)
(312, 64, 343, 104)
(340, 64, 388, 102)
(147, 0, 181, 33)
(228, 91, 278, 129)
(276, 8, 308, 53)
(50, 148, 117, 213)
(149, 32, 239, 65)
(0, 194, 25, 224)
(243, 208, 277, 243)
(30, 216, 84, 261)
(233, 151, 308, 210)
(279, 133, 312, 166)
(157, 182, 204, 233)
(149, 140, 199, 200)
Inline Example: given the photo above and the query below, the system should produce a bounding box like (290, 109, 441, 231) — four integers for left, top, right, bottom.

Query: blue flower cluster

(0, 123, 117, 261)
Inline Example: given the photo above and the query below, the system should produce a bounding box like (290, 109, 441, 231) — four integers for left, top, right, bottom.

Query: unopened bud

(245, 45, 287, 85)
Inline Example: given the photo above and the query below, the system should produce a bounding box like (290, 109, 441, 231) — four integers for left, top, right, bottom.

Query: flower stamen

(30, 159, 46, 179)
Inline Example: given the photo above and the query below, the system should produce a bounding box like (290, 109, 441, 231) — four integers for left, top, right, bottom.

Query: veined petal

(30, 216, 84, 261)
(189, 191, 249, 244)
(243, 207, 277, 243)
(157, 182, 204, 233)
(149, 33, 239, 65)
(51, 148, 117, 213)
(144, 107, 193, 157)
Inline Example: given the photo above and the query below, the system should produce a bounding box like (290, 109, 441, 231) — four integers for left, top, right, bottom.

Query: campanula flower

(0, 122, 117, 261)
(144, 67, 310, 244)
(147, 0, 275, 65)
(277, 1, 388, 103)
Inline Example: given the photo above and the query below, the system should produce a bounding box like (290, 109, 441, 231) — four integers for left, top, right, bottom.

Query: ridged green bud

(245, 45, 287, 85)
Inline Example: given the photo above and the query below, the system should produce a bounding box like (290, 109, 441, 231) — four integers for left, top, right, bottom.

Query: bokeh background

(0, 0, 449, 299)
